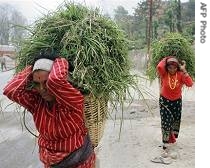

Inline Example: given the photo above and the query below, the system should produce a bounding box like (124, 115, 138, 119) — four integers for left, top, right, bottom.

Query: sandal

(151, 156, 172, 165)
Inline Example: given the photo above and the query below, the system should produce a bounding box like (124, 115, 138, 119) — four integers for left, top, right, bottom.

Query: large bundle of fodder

(16, 2, 137, 99)
(16, 2, 138, 146)
(147, 32, 195, 81)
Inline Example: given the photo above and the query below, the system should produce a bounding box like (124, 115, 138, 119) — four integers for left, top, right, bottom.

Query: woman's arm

(156, 57, 168, 77)
(181, 72, 194, 87)
(3, 66, 40, 112)
(179, 60, 194, 87)
(46, 58, 84, 113)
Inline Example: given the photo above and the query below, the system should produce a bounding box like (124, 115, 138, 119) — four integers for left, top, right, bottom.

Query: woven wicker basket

(84, 94, 108, 147)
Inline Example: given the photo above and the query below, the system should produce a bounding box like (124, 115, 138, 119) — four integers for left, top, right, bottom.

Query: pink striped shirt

(3, 58, 94, 168)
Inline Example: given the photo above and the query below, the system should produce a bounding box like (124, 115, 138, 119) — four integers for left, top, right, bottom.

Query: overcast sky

(0, 0, 140, 22)
(0, 0, 189, 23)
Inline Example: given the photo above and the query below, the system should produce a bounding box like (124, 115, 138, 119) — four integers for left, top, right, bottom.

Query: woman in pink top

(3, 49, 95, 168)
(156, 56, 193, 154)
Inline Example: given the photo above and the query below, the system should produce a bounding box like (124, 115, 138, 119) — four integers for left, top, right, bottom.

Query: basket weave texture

(84, 94, 108, 147)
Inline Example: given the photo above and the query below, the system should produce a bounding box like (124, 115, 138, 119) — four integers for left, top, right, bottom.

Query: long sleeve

(156, 57, 167, 77)
(46, 58, 84, 113)
(181, 73, 194, 87)
(3, 66, 39, 112)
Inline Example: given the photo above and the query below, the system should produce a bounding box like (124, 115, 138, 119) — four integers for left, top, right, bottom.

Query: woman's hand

(179, 60, 187, 74)
(180, 60, 187, 73)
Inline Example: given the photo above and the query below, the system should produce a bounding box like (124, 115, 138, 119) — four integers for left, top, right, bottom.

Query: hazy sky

(0, 0, 140, 22)
(0, 0, 189, 23)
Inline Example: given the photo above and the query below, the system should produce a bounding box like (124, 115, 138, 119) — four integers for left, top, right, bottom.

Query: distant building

(0, 45, 17, 58)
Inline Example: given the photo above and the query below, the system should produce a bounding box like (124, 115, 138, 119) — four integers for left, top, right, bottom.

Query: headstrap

(33, 58, 54, 72)
(167, 57, 178, 64)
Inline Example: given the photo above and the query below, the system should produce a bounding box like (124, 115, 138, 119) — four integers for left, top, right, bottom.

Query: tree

(114, 6, 128, 21)
(0, 4, 10, 44)
(114, 6, 129, 33)
(0, 3, 27, 45)
(176, 0, 182, 33)
(10, 9, 27, 45)
(114, 6, 135, 39)
(146, 0, 153, 66)
(182, 0, 195, 22)
(134, 1, 148, 43)
(153, 20, 159, 39)
(164, 8, 175, 32)
(181, 0, 195, 40)
(133, 0, 161, 43)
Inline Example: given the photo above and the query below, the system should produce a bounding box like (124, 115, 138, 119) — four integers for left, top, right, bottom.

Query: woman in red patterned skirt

(156, 56, 193, 155)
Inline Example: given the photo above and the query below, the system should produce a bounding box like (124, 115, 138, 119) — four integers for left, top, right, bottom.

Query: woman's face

(33, 70, 55, 102)
(167, 64, 178, 75)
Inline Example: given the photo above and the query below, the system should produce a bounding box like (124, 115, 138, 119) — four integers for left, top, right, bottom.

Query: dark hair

(32, 48, 74, 72)
(33, 48, 59, 64)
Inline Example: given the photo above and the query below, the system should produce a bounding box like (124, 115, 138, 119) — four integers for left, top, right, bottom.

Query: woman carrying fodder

(147, 32, 195, 81)
(16, 3, 135, 99)
(11, 2, 139, 168)
(148, 33, 194, 162)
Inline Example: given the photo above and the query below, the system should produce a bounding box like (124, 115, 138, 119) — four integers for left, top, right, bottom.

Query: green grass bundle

(16, 2, 138, 101)
(147, 32, 195, 81)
